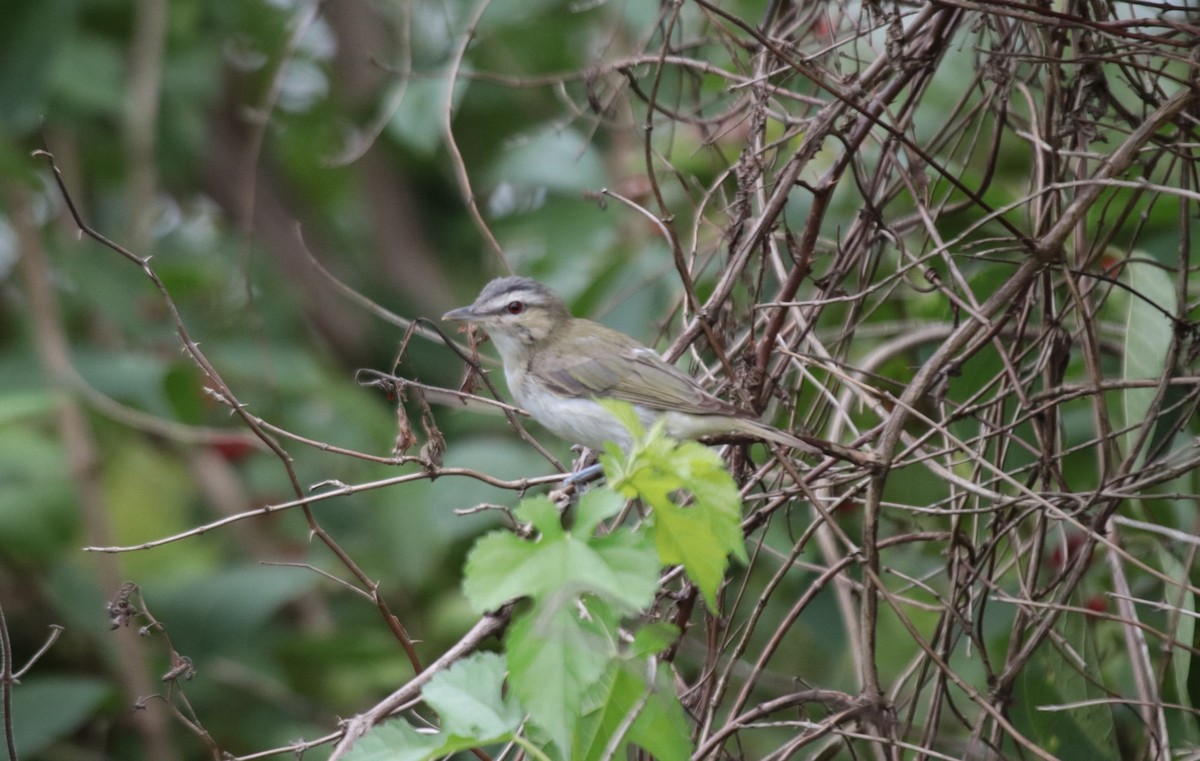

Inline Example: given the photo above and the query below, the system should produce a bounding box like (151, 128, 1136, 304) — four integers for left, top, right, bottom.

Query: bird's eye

(506, 301, 524, 315)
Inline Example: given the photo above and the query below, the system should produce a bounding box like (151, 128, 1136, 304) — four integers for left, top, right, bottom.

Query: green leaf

(651, 502, 731, 611)
(574, 665, 640, 761)
(574, 660, 692, 761)
(2, 676, 111, 759)
(463, 407, 703, 756)
(1010, 615, 1117, 761)
(631, 623, 679, 658)
(601, 404, 746, 610)
(385, 74, 469, 155)
(515, 494, 565, 540)
(1121, 257, 1175, 464)
(674, 440, 748, 566)
(462, 529, 547, 612)
(489, 127, 607, 192)
(423, 651, 522, 741)
(344, 654, 519, 761)
(343, 720, 444, 761)
(508, 603, 615, 752)
(1157, 548, 1200, 741)
(0, 425, 77, 562)
(585, 531, 661, 610)
(464, 494, 658, 615)
(162, 361, 205, 425)
(0, 390, 56, 426)
(628, 665, 694, 761)
(573, 488, 625, 537)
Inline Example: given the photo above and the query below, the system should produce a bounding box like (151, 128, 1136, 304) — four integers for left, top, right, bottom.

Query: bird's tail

(742, 418, 877, 469)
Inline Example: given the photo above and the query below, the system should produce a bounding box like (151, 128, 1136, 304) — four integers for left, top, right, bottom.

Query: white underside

(516, 388, 742, 451)
(517, 391, 639, 450)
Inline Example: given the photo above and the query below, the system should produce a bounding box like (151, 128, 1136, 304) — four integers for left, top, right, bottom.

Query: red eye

(506, 301, 524, 315)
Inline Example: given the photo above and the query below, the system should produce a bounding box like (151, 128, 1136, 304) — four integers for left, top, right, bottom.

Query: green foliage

(572, 655, 692, 761)
(1010, 614, 1119, 761)
(487, 128, 607, 194)
(0, 423, 78, 563)
(1, 676, 112, 759)
(463, 490, 658, 615)
(1119, 257, 1176, 463)
(387, 76, 469, 156)
(1158, 547, 1200, 744)
(420, 652, 523, 745)
(152, 565, 320, 654)
(345, 653, 523, 761)
(5, 0, 1197, 757)
(0, 0, 77, 134)
(600, 400, 747, 611)
(356, 411, 735, 759)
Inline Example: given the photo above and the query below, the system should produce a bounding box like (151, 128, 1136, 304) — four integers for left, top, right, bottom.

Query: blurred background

(1, 1, 671, 758)
(3, 0, 1199, 759)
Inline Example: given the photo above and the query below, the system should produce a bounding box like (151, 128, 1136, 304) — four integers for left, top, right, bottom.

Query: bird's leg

(562, 445, 605, 485)
(547, 447, 605, 506)
(561, 462, 604, 485)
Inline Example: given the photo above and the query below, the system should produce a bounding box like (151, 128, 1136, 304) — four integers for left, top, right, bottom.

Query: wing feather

(532, 324, 744, 417)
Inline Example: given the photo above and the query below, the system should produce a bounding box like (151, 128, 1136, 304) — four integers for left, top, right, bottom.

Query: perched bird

(443, 276, 864, 463)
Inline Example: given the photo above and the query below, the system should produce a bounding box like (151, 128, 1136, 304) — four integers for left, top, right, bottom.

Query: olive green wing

(534, 326, 742, 416)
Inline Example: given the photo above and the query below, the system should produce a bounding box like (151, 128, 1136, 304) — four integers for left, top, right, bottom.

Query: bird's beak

(441, 305, 478, 322)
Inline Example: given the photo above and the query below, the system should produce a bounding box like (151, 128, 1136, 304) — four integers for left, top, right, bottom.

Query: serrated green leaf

(464, 495, 658, 615)
(601, 441, 626, 474)
(586, 531, 660, 611)
(462, 529, 546, 612)
(574, 660, 692, 761)
(611, 463, 679, 510)
(652, 501, 731, 611)
(573, 488, 625, 537)
(628, 666, 693, 761)
(574, 665, 637, 761)
(675, 444, 747, 565)
(344, 656, 520, 761)
(631, 623, 680, 657)
(343, 720, 443, 761)
(508, 603, 613, 753)
(599, 402, 746, 611)
(423, 652, 521, 740)
(515, 495, 565, 539)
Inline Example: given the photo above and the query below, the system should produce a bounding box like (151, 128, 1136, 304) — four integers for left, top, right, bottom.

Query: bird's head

(442, 276, 571, 359)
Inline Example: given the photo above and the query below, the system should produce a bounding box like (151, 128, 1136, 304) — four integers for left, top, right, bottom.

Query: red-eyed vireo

(443, 276, 857, 460)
